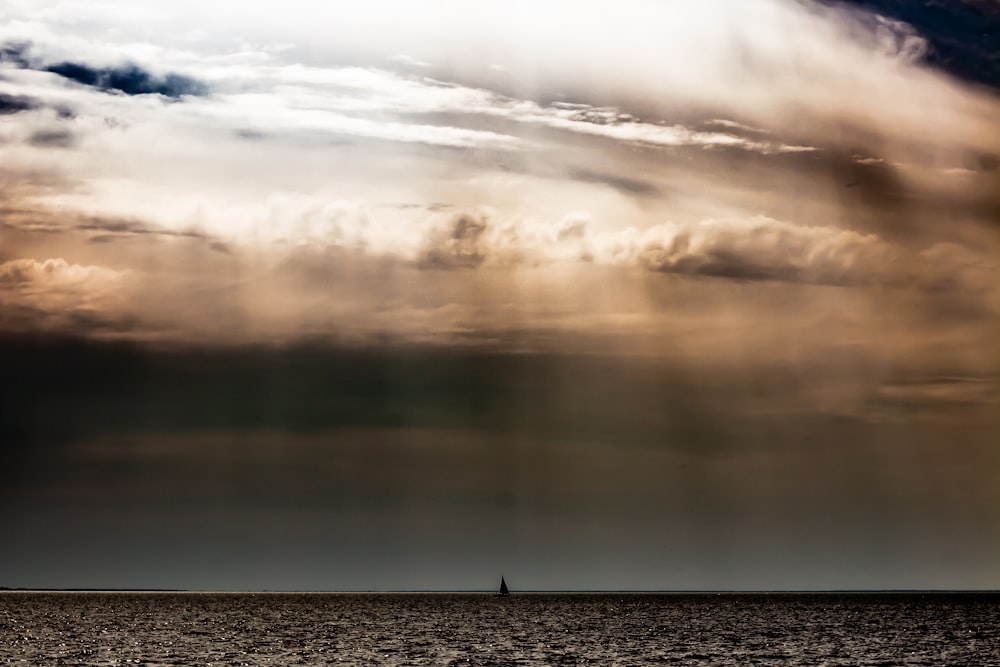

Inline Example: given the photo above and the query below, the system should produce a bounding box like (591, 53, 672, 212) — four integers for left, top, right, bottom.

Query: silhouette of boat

(496, 576, 511, 597)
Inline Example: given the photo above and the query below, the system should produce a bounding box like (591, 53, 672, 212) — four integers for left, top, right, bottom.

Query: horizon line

(3, 587, 998, 594)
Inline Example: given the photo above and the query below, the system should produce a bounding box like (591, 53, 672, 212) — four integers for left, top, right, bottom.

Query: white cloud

(197, 61, 816, 153)
(182, 196, 991, 292)
(501, 102, 817, 153)
(390, 54, 431, 69)
(0, 257, 125, 286)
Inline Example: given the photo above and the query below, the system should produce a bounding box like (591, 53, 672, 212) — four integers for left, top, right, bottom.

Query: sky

(1, 0, 998, 591)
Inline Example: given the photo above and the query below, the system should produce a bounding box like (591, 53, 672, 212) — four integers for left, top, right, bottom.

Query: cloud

(28, 127, 74, 148)
(44, 61, 207, 98)
(0, 257, 124, 286)
(0, 40, 207, 99)
(0, 41, 32, 67)
(497, 101, 817, 153)
(564, 168, 662, 197)
(0, 258, 132, 336)
(211, 61, 817, 153)
(408, 209, 994, 293)
(106, 54, 814, 155)
(588, 217, 900, 287)
(0, 254, 245, 341)
(418, 211, 492, 269)
(0, 0, 995, 354)
(206, 86, 526, 150)
(415, 209, 597, 269)
(704, 119, 770, 135)
(147, 0, 994, 153)
(74, 215, 211, 241)
(876, 376, 1000, 409)
(390, 53, 431, 69)
(978, 153, 999, 171)
(2, 12, 994, 253)
(1, 206, 221, 244)
(0, 92, 40, 114)
(0, 90, 75, 119)
(78, 186, 1000, 293)
(217, 198, 992, 296)
(0, 206, 994, 358)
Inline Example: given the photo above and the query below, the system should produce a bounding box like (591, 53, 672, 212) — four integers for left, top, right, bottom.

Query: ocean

(0, 592, 996, 665)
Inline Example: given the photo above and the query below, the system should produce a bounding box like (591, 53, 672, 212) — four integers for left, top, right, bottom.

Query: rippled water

(1, 592, 996, 665)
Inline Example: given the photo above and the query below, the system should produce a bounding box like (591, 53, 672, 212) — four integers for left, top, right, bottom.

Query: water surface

(1, 592, 996, 665)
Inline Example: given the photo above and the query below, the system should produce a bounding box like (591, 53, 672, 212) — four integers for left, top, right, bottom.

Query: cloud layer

(0, 0, 995, 403)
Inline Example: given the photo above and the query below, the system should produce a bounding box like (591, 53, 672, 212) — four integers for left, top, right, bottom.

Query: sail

(498, 576, 510, 596)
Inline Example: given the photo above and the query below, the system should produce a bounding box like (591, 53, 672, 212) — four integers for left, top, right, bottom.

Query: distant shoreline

(3, 588, 998, 595)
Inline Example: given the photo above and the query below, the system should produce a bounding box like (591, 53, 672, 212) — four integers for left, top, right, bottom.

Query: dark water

(1, 592, 997, 665)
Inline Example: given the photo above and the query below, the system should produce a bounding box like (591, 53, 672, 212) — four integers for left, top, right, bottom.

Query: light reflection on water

(0, 592, 996, 666)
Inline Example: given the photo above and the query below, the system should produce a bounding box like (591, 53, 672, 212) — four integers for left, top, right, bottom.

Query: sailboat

(496, 576, 511, 597)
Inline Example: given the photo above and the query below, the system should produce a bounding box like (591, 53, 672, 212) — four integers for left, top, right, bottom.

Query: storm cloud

(1, 0, 998, 591)
(44, 61, 207, 98)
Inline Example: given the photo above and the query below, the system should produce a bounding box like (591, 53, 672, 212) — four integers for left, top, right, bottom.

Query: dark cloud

(567, 167, 662, 197)
(45, 61, 208, 98)
(235, 128, 266, 140)
(622, 215, 990, 290)
(875, 375, 1000, 411)
(1, 205, 229, 276)
(2, 335, 995, 590)
(87, 234, 122, 244)
(642, 243, 830, 286)
(686, 143, 996, 247)
(28, 128, 76, 149)
(6, 326, 981, 458)
(74, 215, 210, 241)
(724, 145, 909, 216)
(663, 250, 806, 285)
(0, 333, 765, 451)
(0, 300, 138, 344)
(0, 41, 32, 68)
(0, 93, 40, 115)
(0, 92, 74, 120)
(380, 202, 424, 210)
